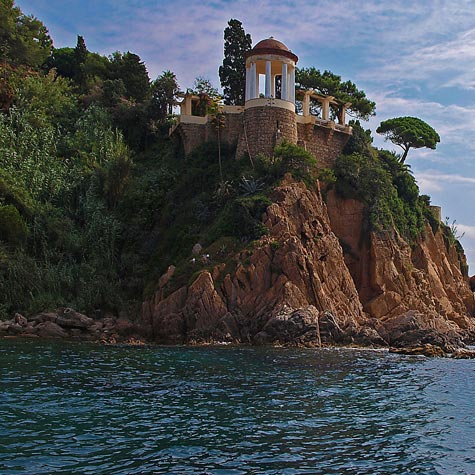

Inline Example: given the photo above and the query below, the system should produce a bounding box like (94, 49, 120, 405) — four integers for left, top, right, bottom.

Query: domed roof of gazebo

(254, 37, 289, 52)
(246, 37, 298, 63)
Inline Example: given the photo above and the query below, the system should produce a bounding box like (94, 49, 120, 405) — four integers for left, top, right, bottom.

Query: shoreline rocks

(3, 310, 475, 358)
(0, 308, 146, 344)
(4, 182, 475, 357)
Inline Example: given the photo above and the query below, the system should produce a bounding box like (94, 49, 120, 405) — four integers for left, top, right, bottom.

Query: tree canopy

(49, 39, 110, 93)
(218, 19, 252, 106)
(296, 68, 376, 121)
(109, 52, 150, 102)
(376, 116, 440, 163)
(49, 47, 76, 79)
(150, 70, 180, 119)
(0, 0, 53, 68)
(188, 77, 221, 116)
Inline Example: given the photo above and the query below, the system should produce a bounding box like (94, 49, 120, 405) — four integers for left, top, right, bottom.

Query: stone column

(321, 97, 331, 120)
(290, 67, 295, 104)
(303, 92, 310, 116)
(281, 63, 288, 101)
(250, 62, 256, 99)
(245, 66, 250, 101)
(265, 60, 272, 98)
(338, 102, 351, 125)
(255, 67, 259, 98)
(271, 74, 276, 98)
(185, 95, 192, 115)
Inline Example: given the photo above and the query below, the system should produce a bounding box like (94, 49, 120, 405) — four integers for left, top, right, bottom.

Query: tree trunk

(400, 146, 410, 163)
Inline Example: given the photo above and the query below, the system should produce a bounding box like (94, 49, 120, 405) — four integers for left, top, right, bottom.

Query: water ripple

(1, 341, 475, 474)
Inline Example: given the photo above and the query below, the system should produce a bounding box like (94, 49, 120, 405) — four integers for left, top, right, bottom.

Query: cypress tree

(218, 19, 251, 106)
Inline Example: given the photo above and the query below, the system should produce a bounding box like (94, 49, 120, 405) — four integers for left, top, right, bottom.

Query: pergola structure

(298, 89, 351, 125)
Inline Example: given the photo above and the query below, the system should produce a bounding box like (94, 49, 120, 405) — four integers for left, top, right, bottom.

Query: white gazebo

(244, 37, 298, 109)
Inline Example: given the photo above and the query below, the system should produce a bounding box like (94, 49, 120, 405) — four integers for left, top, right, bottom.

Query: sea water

(1, 340, 474, 475)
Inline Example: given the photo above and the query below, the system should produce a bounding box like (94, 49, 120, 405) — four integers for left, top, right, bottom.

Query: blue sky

(17, 0, 475, 272)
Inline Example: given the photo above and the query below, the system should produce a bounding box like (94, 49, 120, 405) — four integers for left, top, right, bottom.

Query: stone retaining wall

(297, 123, 351, 168)
(236, 106, 298, 159)
(175, 108, 350, 167)
(176, 114, 244, 156)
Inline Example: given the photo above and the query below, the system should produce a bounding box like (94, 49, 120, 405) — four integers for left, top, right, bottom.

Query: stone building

(170, 37, 353, 167)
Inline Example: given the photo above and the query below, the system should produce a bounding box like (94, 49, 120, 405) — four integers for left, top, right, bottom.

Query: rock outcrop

(143, 177, 367, 345)
(143, 177, 475, 351)
(326, 191, 475, 340)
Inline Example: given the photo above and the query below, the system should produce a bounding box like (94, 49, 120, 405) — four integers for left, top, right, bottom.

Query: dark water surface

(1, 340, 475, 475)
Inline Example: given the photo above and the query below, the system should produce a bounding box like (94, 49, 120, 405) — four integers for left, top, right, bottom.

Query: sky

(17, 0, 475, 272)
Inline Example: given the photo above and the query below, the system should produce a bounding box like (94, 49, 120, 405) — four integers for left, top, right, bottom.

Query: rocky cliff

(326, 190, 475, 349)
(142, 176, 475, 350)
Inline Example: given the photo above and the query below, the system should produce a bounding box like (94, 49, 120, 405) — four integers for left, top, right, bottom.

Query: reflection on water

(1, 341, 475, 474)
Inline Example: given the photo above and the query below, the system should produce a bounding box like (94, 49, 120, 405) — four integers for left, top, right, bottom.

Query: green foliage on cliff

(0, 0, 148, 318)
(334, 122, 433, 240)
(0, 205, 28, 244)
(274, 141, 317, 181)
(0, 103, 132, 318)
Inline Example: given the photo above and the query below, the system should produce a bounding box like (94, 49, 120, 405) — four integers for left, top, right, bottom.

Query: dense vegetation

(0, 2, 179, 318)
(0, 4, 456, 319)
(333, 122, 439, 241)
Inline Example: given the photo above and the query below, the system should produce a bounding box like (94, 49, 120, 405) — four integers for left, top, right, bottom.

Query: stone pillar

(429, 205, 442, 222)
(281, 63, 288, 101)
(338, 102, 351, 125)
(250, 62, 256, 99)
(245, 66, 250, 101)
(271, 74, 276, 98)
(265, 60, 272, 98)
(185, 95, 192, 115)
(321, 98, 331, 120)
(255, 67, 259, 98)
(303, 92, 310, 116)
(290, 67, 295, 104)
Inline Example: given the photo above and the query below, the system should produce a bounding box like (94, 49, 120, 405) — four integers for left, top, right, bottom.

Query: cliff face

(142, 179, 475, 349)
(326, 190, 475, 347)
(142, 177, 378, 346)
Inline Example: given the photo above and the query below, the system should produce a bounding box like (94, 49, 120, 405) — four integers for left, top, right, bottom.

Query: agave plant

(239, 176, 264, 196)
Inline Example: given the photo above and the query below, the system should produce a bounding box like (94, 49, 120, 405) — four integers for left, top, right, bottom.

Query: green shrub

(274, 141, 317, 184)
(0, 205, 29, 245)
(334, 150, 427, 240)
(206, 194, 271, 244)
(317, 168, 336, 184)
(0, 169, 36, 217)
(343, 120, 375, 158)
